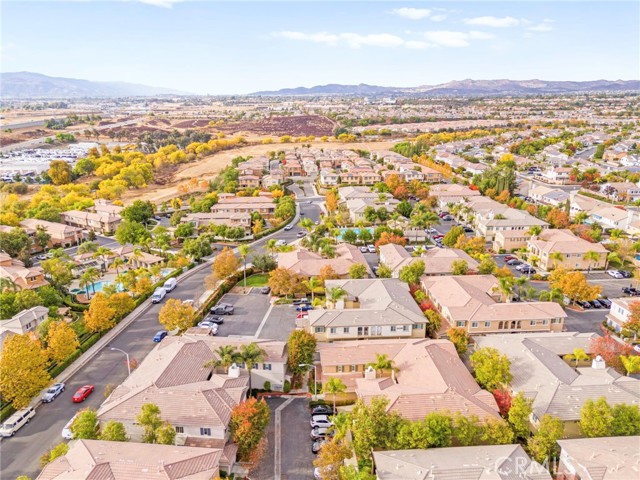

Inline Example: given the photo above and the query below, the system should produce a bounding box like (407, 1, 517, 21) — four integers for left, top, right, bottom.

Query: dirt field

(123, 139, 399, 204)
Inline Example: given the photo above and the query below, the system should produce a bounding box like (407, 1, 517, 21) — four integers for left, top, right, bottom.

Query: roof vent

(592, 355, 606, 369)
(228, 363, 241, 378)
(364, 365, 377, 380)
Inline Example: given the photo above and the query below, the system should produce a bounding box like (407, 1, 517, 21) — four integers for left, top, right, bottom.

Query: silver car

(42, 383, 65, 403)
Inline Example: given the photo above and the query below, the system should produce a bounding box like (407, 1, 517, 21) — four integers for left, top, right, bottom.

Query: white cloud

(392, 7, 431, 20)
(430, 14, 448, 22)
(463, 16, 521, 28)
(405, 40, 434, 50)
(423, 30, 494, 48)
(528, 22, 553, 32)
(274, 31, 404, 49)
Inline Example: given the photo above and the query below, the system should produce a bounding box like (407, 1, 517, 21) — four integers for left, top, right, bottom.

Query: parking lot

(257, 304, 298, 342)
(214, 291, 271, 338)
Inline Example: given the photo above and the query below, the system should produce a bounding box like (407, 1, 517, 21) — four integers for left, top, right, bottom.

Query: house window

(252, 363, 259, 369)
(343, 327, 350, 333)
(471, 322, 478, 328)
(315, 327, 325, 333)
(551, 318, 562, 324)
(200, 428, 212, 436)
(530, 320, 537, 326)
(542, 319, 548, 325)
(402, 325, 410, 332)
(263, 364, 272, 371)
(413, 323, 424, 330)
(456, 321, 465, 327)
(484, 321, 491, 328)
(390, 326, 396, 332)
(337, 365, 343, 373)
(350, 365, 357, 372)
(330, 327, 337, 334)
(175, 426, 184, 434)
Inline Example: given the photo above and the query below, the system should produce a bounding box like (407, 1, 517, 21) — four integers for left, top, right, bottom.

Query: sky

(1, 0, 639, 94)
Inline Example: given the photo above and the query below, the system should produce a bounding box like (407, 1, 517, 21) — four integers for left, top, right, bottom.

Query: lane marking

(274, 397, 296, 480)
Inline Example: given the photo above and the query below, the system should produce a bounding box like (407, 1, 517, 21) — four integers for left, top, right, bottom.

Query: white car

(367, 244, 376, 253)
(310, 415, 333, 428)
(359, 246, 368, 253)
(284, 224, 293, 231)
(606, 270, 624, 279)
(62, 414, 77, 439)
(275, 240, 287, 247)
(426, 228, 438, 234)
(515, 263, 529, 271)
(42, 382, 65, 403)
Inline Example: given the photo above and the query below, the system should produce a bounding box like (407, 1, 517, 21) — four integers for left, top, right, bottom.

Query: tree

(229, 397, 271, 460)
(398, 260, 425, 285)
(452, 413, 483, 446)
(621, 355, 640, 376)
(350, 398, 403, 458)
(342, 229, 357, 244)
(106, 292, 136, 320)
(451, 259, 469, 275)
(174, 222, 195, 239)
(137, 403, 165, 444)
(0, 334, 51, 408)
(79, 267, 101, 300)
(39, 443, 69, 468)
(0, 227, 32, 258)
(34, 226, 51, 252)
(624, 300, 640, 338)
(182, 236, 213, 261)
(314, 439, 352, 480)
(287, 330, 317, 377)
(546, 208, 570, 229)
(580, 397, 614, 437)
(268, 267, 304, 297)
(205, 345, 238, 373)
(345, 262, 366, 279)
(481, 418, 515, 445)
(377, 263, 392, 278)
(237, 342, 267, 392)
(327, 286, 347, 304)
(339, 465, 376, 480)
(325, 191, 338, 213)
(358, 228, 373, 244)
(446, 327, 470, 354)
(367, 353, 396, 379)
(550, 269, 601, 304)
(99, 420, 128, 442)
(508, 392, 533, 439)
(375, 231, 406, 248)
(83, 293, 116, 334)
(121, 200, 155, 224)
(583, 250, 601, 274)
(527, 415, 564, 464)
(304, 276, 322, 302)
(565, 347, 590, 368)
(324, 377, 347, 411)
(212, 247, 240, 280)
(477, 256, 497, 275)
(155, 423, 177, 445)
(71, 409, 99, 439)
(470, 347, 512, 391)
(589, 332, 632, 373)
(48, 160, 72, 185)
(251, 253, 277, 273)
(114, 219, 151, 246)
(158, 298, 195, 332)
(611, 403, 640, 436)
(46, 321, 80, 363)
(319, 265, 339, 281)
(396, 200, 413, 218)
(443, 226, 465, 247)
(425, 309, 442, 338)
(238, 244, 251, 288)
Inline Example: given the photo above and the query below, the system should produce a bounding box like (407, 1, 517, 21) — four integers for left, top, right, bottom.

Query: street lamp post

(110, 347, 131, 376)
(299, 363, 317, 401)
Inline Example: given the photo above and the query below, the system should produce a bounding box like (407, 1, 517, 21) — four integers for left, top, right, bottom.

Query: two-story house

(0, 252, 48, 290)
(527, 229, 608, 271)
(606, 297, 636, 333)
(0, 305, 49, 353)
(20, 219, 84, 248)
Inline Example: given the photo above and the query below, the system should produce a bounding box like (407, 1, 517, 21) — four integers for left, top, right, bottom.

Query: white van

(163, 278, 177, 293)
(0, 407, 35, 437)
(151, 287, 166, 304)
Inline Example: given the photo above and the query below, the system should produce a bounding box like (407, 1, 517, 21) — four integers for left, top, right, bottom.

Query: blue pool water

(79, 281, 124, 295)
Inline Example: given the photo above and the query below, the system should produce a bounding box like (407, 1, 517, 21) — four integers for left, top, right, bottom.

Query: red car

(72, 385, 95, 403)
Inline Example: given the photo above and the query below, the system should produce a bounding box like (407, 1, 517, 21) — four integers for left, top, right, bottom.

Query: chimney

(228, 363, 241, 378)
(592, 355, 606, 369)
(364, 365, 377, 380)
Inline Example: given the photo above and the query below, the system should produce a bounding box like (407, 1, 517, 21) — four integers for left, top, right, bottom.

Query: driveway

(258, 304, 297, 342)
(215, 291, 271, 338)
(564, 308, 608, 334)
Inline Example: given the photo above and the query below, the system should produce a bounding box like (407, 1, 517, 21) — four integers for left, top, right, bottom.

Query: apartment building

(278, 244, 372, 279)
(557, 437, 640, 480)
(0, 252, 48, 290)
(211, 193, 276, 217)
(0, 306, 49, 353)
(183, 211, 251, 233)
(527, 229, 607, 271)
(61, 209, 121, 235)
(20, 218, 84, 248)
(605, 297, 636, 333)
(378, 243, 479, 277)
(493, 229, 531, 252)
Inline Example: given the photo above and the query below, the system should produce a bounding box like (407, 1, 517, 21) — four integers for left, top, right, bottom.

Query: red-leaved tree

(493, 388, 512, 417)
(590, 329, 633, 373)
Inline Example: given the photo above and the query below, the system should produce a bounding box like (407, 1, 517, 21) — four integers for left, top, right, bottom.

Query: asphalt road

(1, 183, 320, 479)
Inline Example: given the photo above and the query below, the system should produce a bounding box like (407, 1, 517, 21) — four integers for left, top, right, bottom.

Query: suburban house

(110, 245, 164, 268)
(61, 209, 122, 235)
(283, 159, 303, 177)
(421, 275, 566, 334)
(601, 181, 640, 202)
(182, 333, 290, 391)
(211, 193, 276, 217)
(261, 173, 282, 189)
(319, 169, 339, 186)
(588, 205, 635, 230)
(378, 244, 479, 277)
(556, 436, 640, 480)
(474, 332, 640, 436)
(527, 229, 608, 271)
(36, 439, 225, 480)
(427, 184, 480, 208)
(471, 201, 548, 242)
(237, 175, 260, 189)
(418, 165, 444, 183)
(0, 252, 48, 290)
(277, 243, 372, 278)
(20, 218, 84, 248)
(535, 167, 573, 185)
(493, 229, 531, 253)
(97, 336, 248, 469)
(605, 297, 636, 333)
(373, 445, 550, 480)
(0, 305, 49, 353)
(297, 279, 428, 341)
(182, 211, 251, 234)
(318, 338, 501, 422)
(528, 184, 570, 206)
(344, 196, 399, 222)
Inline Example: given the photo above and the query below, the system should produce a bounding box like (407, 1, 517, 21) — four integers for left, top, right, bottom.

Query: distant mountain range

(1, 72, 191, 98)
(252, 79, 640, 96)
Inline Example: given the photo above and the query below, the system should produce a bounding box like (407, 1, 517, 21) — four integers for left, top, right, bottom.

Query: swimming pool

(77, 281, 124, 295)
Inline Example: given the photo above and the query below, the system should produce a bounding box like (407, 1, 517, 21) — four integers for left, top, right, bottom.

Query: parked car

(442, 215, 454, 221)
(198, 319, 222, 329)
(620, 270, 633, 278)
(296, 312, 309, 319)
(210, 303, 234, 315)
(312, 405, 335, 415)
(504, 255, 516, 261)
(310, 416, 333, 428)
(284, 224, 293, 231)
(296, 304, 313, 312)
(163, 277, 177, 292)
(607, 270, 624, 279)
(426, 228, 438, 234)
(42, 382, 65, 403)
(151, 287, 166, 304)
(622, 287, 640, 296)
(208, 324, 219, 336)
(520, 267, 536, 275)
(293, 298, 310, 305)
(153, 330, 168, 342)
(312, 439, 327, 454)
(463, 227, 474, 233)
(432, 234, 444, 240)
(0, 408, 35, 437)
(72, 385, 95, 403)
(577, 300, 592, 309)
(359, 246, 368, 253)
(588, 300, 602, 309)
(36, 254, 47, 261)
(261, 286, 271, 294)
(310, 427, 335, 440)
(515, 263, 528, 271)
(598, 298, 612, 308)
(297, 231, 306, 238)
(506, 259, 522, 266)
(203, 314, 225, 324)
(275, 240, 287, 247)
(367, 245, 376, 253)
(61, 413, 77, 439)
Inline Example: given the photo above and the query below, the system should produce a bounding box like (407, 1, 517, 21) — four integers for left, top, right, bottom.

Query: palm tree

(572, 348, 590, 368)
(329, 411, 351, 441)
(127, 247, 144, 268)
(80, 267, 101, 299)
(538, 287, 564, 303)
(299, 218, 314, 232)
(324, 377, 347, 412)
(237, 343, 267, 393)
(327, 287, 347, 306)
(495, 276, 514, 303)
(604, 251, 622, 271)
(574, 212, 588, 224)
(0, 277, 18, 293)
(528, 225, 542, 237)
(549, 252, 564, 270)
(515, 276, 528, 299)
(266, 239, 277, 257)
(204, 345, 239, 373)
(621, 356, 640, 376)
(111, 257, 125, 276)
(304, 276, 322, 302)
(77, 241, 98, 255)
(583, 250, 601, 275)
(367, 353, 397, 381)
(238, 245, 250, 289)
(93, 246, 112, 272)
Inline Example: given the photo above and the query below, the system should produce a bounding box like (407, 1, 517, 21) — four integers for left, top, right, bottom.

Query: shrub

(283, 379, 291, 393)
(263, 381, 271, 392)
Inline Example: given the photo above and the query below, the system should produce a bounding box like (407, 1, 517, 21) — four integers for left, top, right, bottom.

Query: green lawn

(244, 274, 269, 287)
